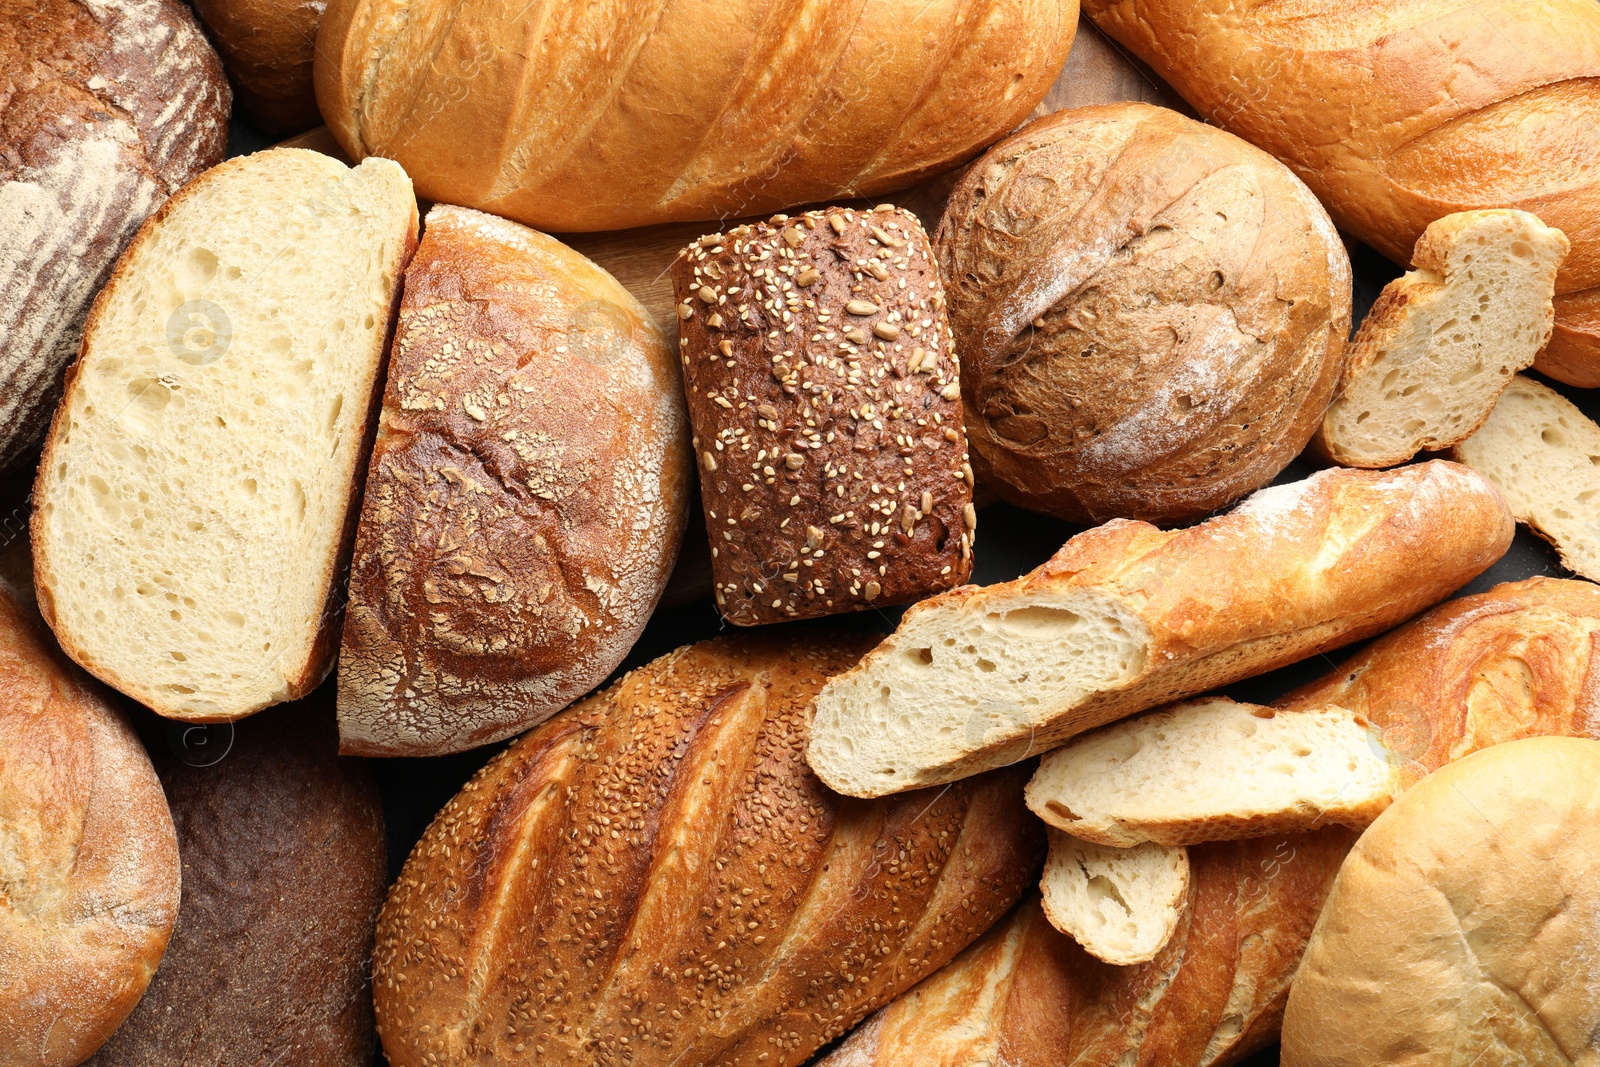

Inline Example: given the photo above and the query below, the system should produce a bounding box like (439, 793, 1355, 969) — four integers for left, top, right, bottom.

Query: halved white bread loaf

(1026, 698, 1401, 848)
(32, 148, 417, 721)
(1039, 830, 1189, 967)
(806, 461, 1513, 797)
(1454, 374, 1600, 582)
(1316, 210, 1568, 468)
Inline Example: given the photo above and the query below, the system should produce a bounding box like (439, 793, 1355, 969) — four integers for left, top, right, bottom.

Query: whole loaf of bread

(313, 0, 1077, 231)
(373, 632, 1043, 1067)
(1080, 0, 1600, 386)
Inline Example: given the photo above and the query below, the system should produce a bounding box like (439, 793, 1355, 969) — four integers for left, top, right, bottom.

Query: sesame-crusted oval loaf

(372, 631, 1043, 1067)
(671, 206, 974, 626)
(936, 102, 1352, 525)
(337, 204, 692, 756)
(313, 0, 1077, 232)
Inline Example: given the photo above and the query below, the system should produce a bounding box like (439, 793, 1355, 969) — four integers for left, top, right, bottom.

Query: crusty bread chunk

(1317, 209, 1568, 468)
(1039, 830, 1189, 966)
(32, 148, 418, 721)
(1454, 374, 1600, 581)
(1026, 699, 1401, 848)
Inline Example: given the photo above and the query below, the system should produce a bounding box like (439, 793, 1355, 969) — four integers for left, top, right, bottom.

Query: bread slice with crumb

(1025, 698, 1401, 847)
(1454, 374, 1600, 581)
(32, 148, 418, 721)
(1316, 209, 1568, 468)
(1039, 830, 1189, 966)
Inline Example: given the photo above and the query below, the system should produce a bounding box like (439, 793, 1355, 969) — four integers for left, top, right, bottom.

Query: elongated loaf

(314, 0, 1077, 232)
(807, 461, 1512, 797)
(338, 204, 690, 756)
(32, 148, 418, 721)
(0, 585, 180, 1067)
(0, 0, 228, 472)
(373, 632, 1043, 1067)
(1080, 0, 1600, 386)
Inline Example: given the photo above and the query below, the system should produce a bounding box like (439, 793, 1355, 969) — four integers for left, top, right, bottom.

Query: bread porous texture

(1038, 830, 1189, 966)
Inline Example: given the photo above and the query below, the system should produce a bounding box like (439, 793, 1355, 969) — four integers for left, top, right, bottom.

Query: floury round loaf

(313, 0, 1078, 232)
(935, 102, 1352, 525)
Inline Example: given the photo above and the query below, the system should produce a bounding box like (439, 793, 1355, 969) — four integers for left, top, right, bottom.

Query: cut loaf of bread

(806, 461, 1513, 797)
(1026, 698, 1401, 848)
(32, 148, 418, 721)
(1038, 830, 1189, 966)
(1317, 210, 1569, 468)
(1454, 375, 1600, 582)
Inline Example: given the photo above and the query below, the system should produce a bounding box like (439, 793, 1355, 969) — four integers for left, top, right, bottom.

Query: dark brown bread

(672, 207, 974, 625)
(87, 698, 386, 1066)
(373, 631, 1043, 1067)
(189, 0, 325, 132)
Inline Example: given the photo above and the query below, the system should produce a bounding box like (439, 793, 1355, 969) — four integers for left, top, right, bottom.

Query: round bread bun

(935, 102, 1352, 525)
(0, 587, 181, 1067)
(1281, 736, 1600, 1066)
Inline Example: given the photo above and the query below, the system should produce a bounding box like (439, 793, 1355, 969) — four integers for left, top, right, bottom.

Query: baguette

(31, 148, 418, 721)
(807, 461, 1512, 797)
(1038, 831, 1189, 967)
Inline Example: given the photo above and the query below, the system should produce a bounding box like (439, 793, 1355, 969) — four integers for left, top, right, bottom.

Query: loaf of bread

(87, 700, 386, 1066)
(32, 148, 418, 722)
(373, 632, 1043, 1067)
(189, 0, 324, 132)
(1282, 737, 1600, 1066)
(1039, 832, 1189, 966)
(0, 0, 228, 473)
(0, 585, 180, 1067)
(314, 0, 1077, 232)
(935, 102, 1351, 524)
(1316, 210, 1568, 468)
(671, 206, 974, 625)
(808, 461, 1511, 797)
(338, 204, 691, 756)
(1080, 0, 1600, 386)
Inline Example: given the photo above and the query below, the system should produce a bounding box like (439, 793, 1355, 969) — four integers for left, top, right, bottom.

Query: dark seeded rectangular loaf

(671, 206, 975, 625)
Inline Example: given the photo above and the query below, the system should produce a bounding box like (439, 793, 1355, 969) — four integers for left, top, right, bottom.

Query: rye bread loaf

(87, 699, 386, 1066)
(671, 206, 974, 625)
(0, 0, 228, 473)
(0, 585, 180, 1067)
(189, 0, 325, 132)
(338, 204, 691, 756)
(935, 102, 1351, 524)
(372, 631, 1043, 1067)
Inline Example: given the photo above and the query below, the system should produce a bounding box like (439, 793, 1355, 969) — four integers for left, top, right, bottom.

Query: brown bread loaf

(0, 0, 228, 473)
(672, 206, 974, 625)
(189, 0, 325, 132)
(0, 586, 180, 1067)
(935, 102, 1351, 525)
(338, 204, 691, 756)
(86, 699, 386, 1066)
(372, 631, 1043, 1067)
(1080, 0, 1600, 386)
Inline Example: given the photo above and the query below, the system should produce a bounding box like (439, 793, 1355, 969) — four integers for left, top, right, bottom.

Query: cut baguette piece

(1025, 698, 1401, 847)
(805, 461, 1513, 798)
(1454, 374, 1600, 582)
(31, 148, 418, 721)
(1316, 209, 1568, 468)
(1038, 830, 1189, 966)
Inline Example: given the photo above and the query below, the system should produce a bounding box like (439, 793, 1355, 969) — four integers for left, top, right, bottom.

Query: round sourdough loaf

(313, 0, 1077, 232)
(1281, 736, 1600, 1066)
(935, 102, 1351, 525)
(0, 0, 228, 472)
(0, 586, 180, 1067)
(189, 0, 325, 132)
(372, 631, 1043, 1067)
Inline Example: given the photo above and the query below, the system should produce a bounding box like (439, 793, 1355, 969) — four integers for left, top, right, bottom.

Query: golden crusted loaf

(189, 0, 325, 132)
(313, 0, 1078, 231)
(1080, 0, 1600, 386)
(338, 204, 691, 756)
(372, 631, 1043, 1067)
(935, 102, 1351, 524)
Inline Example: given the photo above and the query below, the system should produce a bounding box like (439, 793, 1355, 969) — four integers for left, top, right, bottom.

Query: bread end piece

(1038, 830, 1189, 967)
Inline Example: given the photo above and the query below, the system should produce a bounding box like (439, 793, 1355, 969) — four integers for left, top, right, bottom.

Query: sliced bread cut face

(1317, 209, 1569, 469)
(32, 148, 418, 721)
(1038, 830, 1189, 967)
(1025, 698, 1401, 848)
(1454, 374, 1600, 582)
